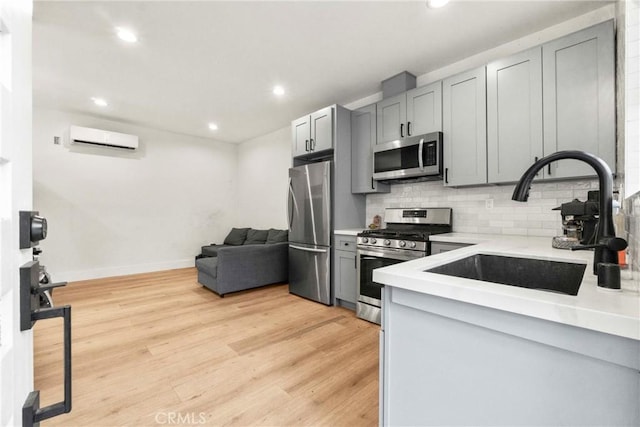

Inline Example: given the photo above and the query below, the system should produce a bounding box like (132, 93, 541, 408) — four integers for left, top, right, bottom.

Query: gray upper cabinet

(542, 20, 615, 178)
(351, 104, 389, 194)
(292, 115, 311, 158)
(443, 66, 487, 186)
(292, 106, 334, 158)
(406, 81, 442, 136)
(376, 93, 406, 144)
(376, 81, 442, 145)
(487, 47, 543, 183)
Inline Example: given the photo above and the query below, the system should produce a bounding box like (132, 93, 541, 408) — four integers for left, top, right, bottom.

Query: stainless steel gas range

(356, 207, 452, 324)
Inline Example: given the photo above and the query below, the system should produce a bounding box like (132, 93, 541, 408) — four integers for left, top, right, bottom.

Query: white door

(0, 1, 34, 426)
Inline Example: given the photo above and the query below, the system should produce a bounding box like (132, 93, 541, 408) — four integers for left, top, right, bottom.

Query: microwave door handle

(418, 138, 424, 169)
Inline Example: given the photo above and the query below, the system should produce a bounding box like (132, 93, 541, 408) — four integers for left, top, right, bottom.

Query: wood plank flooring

(34, 268, 379, 426)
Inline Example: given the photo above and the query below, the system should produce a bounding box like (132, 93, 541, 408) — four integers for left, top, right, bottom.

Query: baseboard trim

(55, 259, 195, 282)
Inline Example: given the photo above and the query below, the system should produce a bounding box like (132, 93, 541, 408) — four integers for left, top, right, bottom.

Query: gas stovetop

(357, 207, 453, 252)
(358, 227, 451, 242)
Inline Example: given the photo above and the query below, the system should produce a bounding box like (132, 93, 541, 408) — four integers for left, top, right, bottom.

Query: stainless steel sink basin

(425, 254, 586, 295)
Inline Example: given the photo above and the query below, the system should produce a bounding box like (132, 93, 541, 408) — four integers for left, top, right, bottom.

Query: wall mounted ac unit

(70, 126, 139, 150)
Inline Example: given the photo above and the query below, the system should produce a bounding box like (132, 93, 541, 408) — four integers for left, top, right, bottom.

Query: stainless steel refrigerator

(287, 161, 332, 305)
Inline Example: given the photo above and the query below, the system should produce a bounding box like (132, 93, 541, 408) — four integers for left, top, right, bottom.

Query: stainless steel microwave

(372, 132, 443, 181)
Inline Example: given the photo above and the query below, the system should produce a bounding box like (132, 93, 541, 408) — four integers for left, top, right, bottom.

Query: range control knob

(399, 240, 406, 247)
(362, 237, 369, 243)
(409, 241, 417, 249)
(371, 238, 377, 244)
(384, 239, 391, 246)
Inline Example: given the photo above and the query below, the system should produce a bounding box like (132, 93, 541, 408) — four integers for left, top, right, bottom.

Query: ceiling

(33, 1, 612, 144)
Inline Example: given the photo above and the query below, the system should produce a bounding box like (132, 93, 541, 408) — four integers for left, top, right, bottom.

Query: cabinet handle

(407, 121, 412, 136)
(310, 138, 315, 151)
(371, 177, 375, 190)
(445, 168, 449, 184)
(534, 157, 540, 177)
(305, 139, 309, 152)
(400, 123, 404, 138)
(548, 163, 552, 175)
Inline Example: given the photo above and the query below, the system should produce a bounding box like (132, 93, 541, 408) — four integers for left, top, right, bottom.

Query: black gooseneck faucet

(512, 151, 627, 281)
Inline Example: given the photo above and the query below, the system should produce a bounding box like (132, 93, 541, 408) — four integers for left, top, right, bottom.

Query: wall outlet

(486, 199, 494, 209)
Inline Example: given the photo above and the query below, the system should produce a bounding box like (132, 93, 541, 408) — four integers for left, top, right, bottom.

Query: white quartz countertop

(374, 234, 640, 340)
(334, 228, 365, 236)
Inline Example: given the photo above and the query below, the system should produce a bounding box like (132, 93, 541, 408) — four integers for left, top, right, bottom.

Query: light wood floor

(34, 268, 379, 426)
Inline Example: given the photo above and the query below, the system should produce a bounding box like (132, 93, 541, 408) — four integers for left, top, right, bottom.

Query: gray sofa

(196, 228, 288, 296)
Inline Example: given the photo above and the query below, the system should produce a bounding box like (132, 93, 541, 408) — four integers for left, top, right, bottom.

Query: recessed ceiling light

(427, 0, 449, 8)
(116, 27, 138, 43)
(273, 85, 285, 96)
(208, 123, 218, 131)
(91, 97, 108, 107)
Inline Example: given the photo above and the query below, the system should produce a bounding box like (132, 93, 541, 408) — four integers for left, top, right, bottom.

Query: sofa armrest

(216, 243, 288, 292)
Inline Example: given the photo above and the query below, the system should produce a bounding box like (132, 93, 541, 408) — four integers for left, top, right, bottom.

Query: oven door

(356, 247, 425, 307)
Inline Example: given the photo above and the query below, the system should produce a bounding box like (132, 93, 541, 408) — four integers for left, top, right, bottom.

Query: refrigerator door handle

(289, 244, 328, 254)
(287, 177, 297, 231)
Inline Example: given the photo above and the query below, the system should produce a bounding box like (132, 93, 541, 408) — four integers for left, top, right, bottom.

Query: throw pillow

(223, 227, 250, 245)
(244, 229, 269, 245)
(266, 228, 289, 244)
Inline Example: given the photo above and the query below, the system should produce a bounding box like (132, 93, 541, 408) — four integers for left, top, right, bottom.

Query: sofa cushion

(195, 257, 218, 277)
(266, 228, 288, 244)
(201, 244, 230, 257)
(244, 229, 269, 245)
(223, 227, 250, 245)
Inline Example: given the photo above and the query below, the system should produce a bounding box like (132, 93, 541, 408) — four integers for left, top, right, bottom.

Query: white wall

(235, 126, 290, 229)
(33, 108, 237, 281)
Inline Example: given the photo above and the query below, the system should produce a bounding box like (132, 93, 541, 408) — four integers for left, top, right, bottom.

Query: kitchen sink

(425, 254, 587, 295)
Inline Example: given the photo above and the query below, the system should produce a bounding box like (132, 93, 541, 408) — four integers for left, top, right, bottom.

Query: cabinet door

(431, 242, 471, 254)
(406, 81, 442, 135)
(443, 67, 487, 186)
(310, 106, 334, 152)
(292, 115, 310, 158)
(351, 104, 390, 194)
(376, 93, 407, 144)
(543, 20, 615, 178)
(335, 249, 357, 304)
(487, 48, 543, 183)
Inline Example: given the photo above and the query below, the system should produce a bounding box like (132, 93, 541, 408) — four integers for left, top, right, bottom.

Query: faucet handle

(571, 237, 628, 252)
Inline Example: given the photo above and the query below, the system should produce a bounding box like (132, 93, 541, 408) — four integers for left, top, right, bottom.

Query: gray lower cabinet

(430, 241, 471, 254)
(381, 286, 640, 426)
(351, 104, 389, 194)
(542, 20, 615, 178)
(443, 66, 487, 186)
(333, 234, 357, 308)
(487, 47, 543, 183)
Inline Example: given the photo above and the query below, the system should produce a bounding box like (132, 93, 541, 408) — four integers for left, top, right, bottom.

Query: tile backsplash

(366, 179, 600, 237)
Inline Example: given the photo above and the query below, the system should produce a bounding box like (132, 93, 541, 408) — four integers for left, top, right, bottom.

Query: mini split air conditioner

(69, 125, 139, 150)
